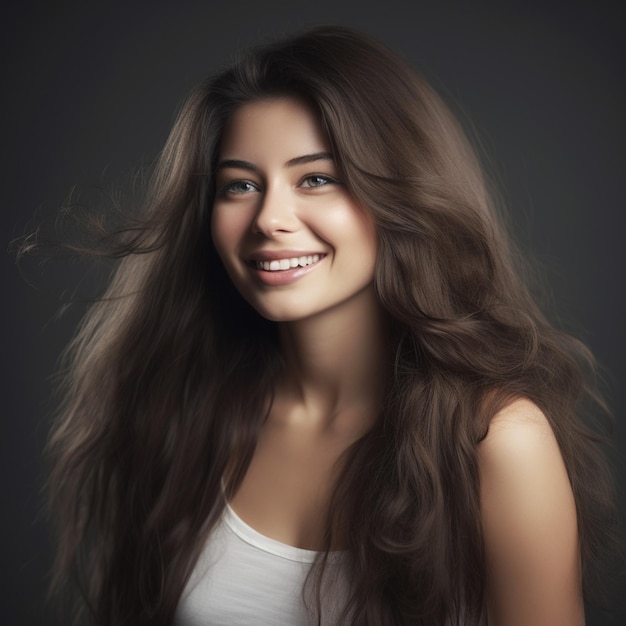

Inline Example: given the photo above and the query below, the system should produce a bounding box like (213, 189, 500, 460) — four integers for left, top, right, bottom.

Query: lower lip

(250, 257, 325, 286)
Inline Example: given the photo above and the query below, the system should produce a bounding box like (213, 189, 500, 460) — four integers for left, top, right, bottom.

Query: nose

(252, 184, 298, 237)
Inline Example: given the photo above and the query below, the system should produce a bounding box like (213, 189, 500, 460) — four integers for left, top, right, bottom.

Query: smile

(254, 254, 323, 272)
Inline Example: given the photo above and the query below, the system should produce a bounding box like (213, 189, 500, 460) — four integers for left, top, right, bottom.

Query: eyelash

(219, 174, 341, 195)
(221, 180, 258, 194)
(300, 174, 341, 188)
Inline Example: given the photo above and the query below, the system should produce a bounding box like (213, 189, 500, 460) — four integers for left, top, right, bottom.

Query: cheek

(211, 208, 245, 263)
(329, 208, 377, 261)
(350, 215, 378, 277)
(314, 197, 373, 235)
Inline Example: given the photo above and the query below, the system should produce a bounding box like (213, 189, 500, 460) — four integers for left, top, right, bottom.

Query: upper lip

(246, 250, 326, 262)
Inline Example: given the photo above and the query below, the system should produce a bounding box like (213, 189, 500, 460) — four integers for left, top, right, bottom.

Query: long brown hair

(35, 26, 617, 625)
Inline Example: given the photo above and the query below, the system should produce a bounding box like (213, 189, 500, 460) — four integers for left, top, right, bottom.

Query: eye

(221, 180, 259, 195)
(300, 174, 340, 189)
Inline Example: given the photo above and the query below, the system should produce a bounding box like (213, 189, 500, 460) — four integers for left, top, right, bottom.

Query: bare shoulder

(479, 397, 562, 466)
(483, 396, 553, 438)
(478, 398, 584, 626)
(478, 398, 575, 529)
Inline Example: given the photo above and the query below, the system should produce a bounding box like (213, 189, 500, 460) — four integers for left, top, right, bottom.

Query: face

(211, 96, 378, 323)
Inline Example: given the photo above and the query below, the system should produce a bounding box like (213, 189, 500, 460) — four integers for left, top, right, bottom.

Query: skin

(211, 96, 584, 621)
(212, 97, 379, 324)
(212, 96, 387, 550)
(479, 399, 585, 625)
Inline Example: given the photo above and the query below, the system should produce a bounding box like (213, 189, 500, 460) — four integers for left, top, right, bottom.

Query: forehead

(219, 97, 330, 161)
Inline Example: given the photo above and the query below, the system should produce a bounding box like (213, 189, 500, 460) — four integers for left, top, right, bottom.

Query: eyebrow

(216, 152, 334, 172)
(286, 152, 334, 167)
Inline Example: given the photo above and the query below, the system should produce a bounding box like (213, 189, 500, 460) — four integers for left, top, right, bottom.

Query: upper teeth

(256, 254, 321, 271)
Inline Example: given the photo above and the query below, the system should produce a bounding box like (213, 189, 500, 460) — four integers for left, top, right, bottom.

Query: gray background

(3, 1, 624, 624)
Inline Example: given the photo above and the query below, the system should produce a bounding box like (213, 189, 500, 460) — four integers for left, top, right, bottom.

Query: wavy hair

(36, 26, 617, 625)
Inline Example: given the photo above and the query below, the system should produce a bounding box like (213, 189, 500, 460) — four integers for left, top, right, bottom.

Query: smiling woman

(31, 25, 617, 626)
(212, 97, 378, 321)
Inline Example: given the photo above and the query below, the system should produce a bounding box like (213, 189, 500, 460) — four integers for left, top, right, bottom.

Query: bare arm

(478, 398, 584, 626)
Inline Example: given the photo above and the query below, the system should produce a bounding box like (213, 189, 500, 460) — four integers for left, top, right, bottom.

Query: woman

(42, 26, 616, 625)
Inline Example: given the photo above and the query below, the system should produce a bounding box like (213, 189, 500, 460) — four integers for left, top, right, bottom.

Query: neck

(276, 286, 390, 431)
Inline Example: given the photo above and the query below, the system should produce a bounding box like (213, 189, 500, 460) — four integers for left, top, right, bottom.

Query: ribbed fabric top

(223, 503, 329, 563)
(175, 505, 347, 625)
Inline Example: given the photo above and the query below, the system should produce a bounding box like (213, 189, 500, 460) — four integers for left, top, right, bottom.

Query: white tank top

(174, 504, 348, 625)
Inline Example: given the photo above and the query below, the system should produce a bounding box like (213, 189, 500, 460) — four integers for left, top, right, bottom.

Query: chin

(250, 307, 308, 323)
(244, 299, 316, 323)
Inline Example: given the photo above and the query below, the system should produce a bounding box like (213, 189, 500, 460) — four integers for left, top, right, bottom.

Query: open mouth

(253, 254, 325, 272)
